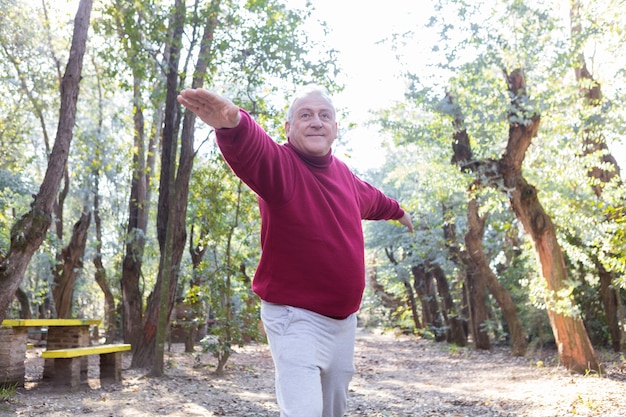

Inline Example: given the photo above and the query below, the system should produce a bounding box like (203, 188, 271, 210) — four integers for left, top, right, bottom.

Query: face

(285, 92, 338, 157)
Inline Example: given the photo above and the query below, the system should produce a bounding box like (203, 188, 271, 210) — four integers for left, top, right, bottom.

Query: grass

(0, 381, 18, 402)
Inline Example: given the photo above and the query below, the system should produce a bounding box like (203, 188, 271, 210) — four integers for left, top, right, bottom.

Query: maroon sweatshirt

(216, 110, 405, 318)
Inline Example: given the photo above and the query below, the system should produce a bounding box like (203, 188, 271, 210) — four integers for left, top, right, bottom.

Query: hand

(177, 88, 241, 129)
(398, 212, 414, 233)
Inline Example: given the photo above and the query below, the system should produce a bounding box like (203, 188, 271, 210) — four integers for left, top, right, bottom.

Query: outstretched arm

(177, 88, 241, 129)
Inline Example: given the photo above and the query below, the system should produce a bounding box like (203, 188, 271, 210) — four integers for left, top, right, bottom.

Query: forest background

(0, 0, 625, 380)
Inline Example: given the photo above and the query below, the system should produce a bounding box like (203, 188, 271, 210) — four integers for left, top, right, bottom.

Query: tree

(443, 69, 599, 373)
(96, 0, 165, 347)
(0, 0, 94, 322)
(375, 0, 621, 372)
(132, 0, 189, 374)
(463, 198, 526, 355)
(52, 208, 91, 318)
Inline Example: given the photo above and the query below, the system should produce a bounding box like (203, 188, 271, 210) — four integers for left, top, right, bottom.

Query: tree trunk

(120, 75, 150, 348)
(465, 199, 526, 356)
(93, 191, 117, 343)
(14, 287, 32, 319)
(132, 0, 222, 372)
(441, 208, 489, 349)
(114, 3, 160, 349)
(463, 253, 491, 350)
(52, 168, 70, 304)
(428, 262, 467, 346)
(403, 280, 422, 332)
(133, 0, 185, 371)
(508, 173, 599, 371)
(447, 68, 599, 373)
(501, 70, 599, 373)
(0, 0, 93, 322)
(53, 209, 91, 318)
(186, 225, 209, 351)
(596, 261, 621, 352)
(411, 265, 445, 341)
(382, 249, 421, 329)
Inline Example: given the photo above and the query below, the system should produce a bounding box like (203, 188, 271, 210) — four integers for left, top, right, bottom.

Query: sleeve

(215, 110, 293, 204)
(354, 175, 405, 221)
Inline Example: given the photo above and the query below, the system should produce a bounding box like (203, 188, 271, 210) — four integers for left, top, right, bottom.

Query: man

(177, 85, 413, 417)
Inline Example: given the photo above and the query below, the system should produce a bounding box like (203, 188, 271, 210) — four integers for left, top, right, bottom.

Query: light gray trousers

(261, 301, 357, 417)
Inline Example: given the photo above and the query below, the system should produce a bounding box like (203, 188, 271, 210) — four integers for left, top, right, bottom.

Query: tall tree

(97, 0, 165, 347)
(0, 0, 93, 322)
(132, 0, 188, 373)
(465, 198, 526, 356)
(445, 70, 599, 372)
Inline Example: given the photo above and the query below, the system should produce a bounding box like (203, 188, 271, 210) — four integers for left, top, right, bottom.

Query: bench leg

(100, 352, 122, 384)
(0, 327, 27, 388)
(52, 358, 81, 388)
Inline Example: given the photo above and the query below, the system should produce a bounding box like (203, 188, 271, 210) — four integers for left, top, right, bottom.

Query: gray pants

(261, 301, 357, 417)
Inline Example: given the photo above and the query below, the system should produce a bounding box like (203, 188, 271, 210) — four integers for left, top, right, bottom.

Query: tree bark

(132, 0, 187, 372)
(53, 209, 91, 318)
(501, 70, 599, 373)
(133, 0, 222, 372)
(441, 208, 489, 349)
(465, 199, 526, 356)
(185, 225, 209, 351)
(14, 287, 32, 319)
(0, 0, 93, 322)
(428, 262, 467, 346)
(411, 264, 445, 341)
(113, 1, 160, 349)
(382, 249, 422, 330)
(447, 69, 599, 373)
(463, 252, 491, 350)
(93, 191, 117, 342)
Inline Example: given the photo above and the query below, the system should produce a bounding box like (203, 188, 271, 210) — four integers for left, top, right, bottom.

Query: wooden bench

(41, 344, 131, 388)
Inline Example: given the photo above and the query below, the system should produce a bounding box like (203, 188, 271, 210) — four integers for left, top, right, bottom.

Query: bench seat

(42, 344, 131, 388)
(42, 343, 131, 358)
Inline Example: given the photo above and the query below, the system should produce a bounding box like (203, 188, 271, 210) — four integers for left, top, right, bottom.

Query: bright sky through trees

(41, 0, 626, 170)
(300, 0, 436, 171)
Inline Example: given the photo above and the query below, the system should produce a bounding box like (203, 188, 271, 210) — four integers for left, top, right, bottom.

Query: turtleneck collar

(285, 141, 333, 168)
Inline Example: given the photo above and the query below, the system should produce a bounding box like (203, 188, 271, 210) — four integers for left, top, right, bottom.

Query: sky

(48, 0, 624, 171)
(296, 0, 434, 171)
(303, 0, 625, 172)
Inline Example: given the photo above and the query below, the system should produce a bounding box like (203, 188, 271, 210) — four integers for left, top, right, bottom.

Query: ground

(2, 328, 626, 417)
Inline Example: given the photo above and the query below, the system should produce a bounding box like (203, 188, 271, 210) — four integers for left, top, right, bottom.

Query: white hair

(286, 84, 336, 123)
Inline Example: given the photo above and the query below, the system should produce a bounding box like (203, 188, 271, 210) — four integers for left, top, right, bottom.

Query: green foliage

(188, 150, 261, 373)
(0, 170, 35, 252)
(0, 381, 18, 402)
(364, 0, 626, 350)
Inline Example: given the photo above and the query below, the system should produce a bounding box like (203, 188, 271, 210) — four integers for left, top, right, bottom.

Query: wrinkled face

(285, 92, 338, 157)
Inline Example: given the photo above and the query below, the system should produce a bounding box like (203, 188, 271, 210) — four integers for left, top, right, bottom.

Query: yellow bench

(2, 319, 100, 327)
(41, 344, 131, 388)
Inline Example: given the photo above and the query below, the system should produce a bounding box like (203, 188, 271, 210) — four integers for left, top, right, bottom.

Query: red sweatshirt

(216, 110, 405, 318)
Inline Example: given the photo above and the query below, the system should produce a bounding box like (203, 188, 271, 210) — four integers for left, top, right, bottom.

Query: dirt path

(2, 328, 625, 416)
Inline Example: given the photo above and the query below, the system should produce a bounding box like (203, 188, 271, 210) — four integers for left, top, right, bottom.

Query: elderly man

(178, 85, 413, 417)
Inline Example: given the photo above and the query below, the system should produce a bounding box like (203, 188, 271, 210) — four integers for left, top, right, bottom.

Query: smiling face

(285, 90, 338, 157)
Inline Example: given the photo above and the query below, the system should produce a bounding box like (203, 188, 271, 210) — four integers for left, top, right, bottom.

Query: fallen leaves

(4, 328, 626, 416)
